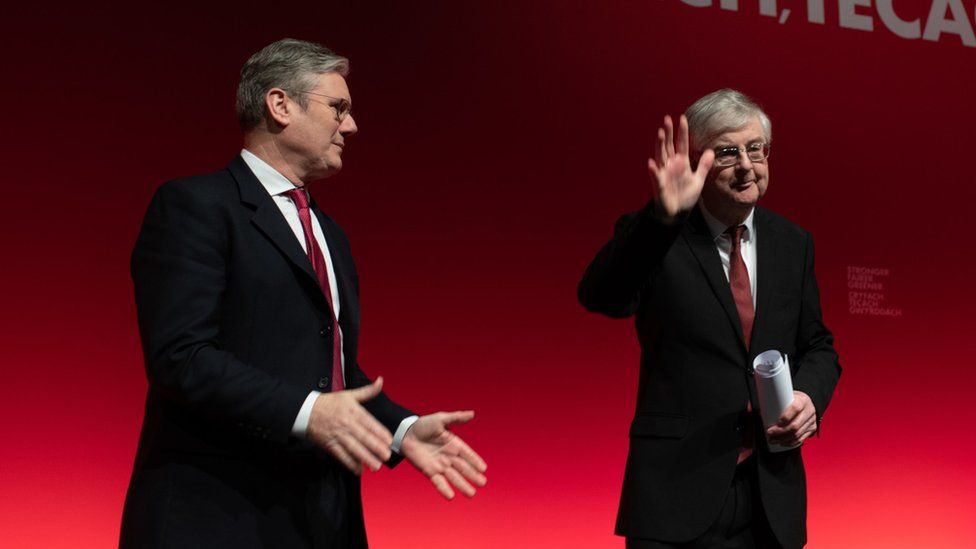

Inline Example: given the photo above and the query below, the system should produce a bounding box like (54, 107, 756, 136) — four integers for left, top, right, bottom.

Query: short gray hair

(236, 38, 349, 130)
(684, 88, 771, 151)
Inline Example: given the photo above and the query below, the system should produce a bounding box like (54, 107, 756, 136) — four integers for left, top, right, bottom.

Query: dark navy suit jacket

(120, 156, 412, 548)
(578, 203, 841, 549)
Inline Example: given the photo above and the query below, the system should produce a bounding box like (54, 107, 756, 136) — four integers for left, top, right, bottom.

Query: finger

(347, 376, 385, 403)
(648, 159, 667, 197)
(326, 441, 363, 476)
(444, 467, 477, 498)
(353, 421, 393, 463)
(340, 432, 385, 473)
(676, 115, 690, 155)
(799, 415, 817, 438)
(656, 127, 666, 167)
(453, 437, 488, 472)
(451, 455, 487, 487)
(663, 115, 675, 158)
(354, 408, 394, 449)
(430, 473, 455, 500)
(777, 403, 802, 426)
(783, 404, 813, 432)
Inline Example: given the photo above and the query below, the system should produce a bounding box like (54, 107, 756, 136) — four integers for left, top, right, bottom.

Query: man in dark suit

(578, 89, 840, 549)
(120, 39, 487, 548)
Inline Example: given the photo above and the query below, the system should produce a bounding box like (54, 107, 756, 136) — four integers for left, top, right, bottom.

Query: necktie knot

(725, 224, 746, 251)
(285, 188, 309, 210)
(725, 224, 745, 241)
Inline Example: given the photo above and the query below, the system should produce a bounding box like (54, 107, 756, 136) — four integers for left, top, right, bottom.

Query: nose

(340, 113, 358, 136)
(737, 150, 754, 171)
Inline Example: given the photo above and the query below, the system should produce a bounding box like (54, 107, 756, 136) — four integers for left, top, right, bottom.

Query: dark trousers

(626, 458, 781, 549)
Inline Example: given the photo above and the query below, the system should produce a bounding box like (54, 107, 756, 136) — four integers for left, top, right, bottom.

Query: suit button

(746, 367, 755, 375)
(317, 376, 330, 389)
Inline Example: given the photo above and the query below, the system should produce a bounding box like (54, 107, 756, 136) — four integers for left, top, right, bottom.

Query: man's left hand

(401, 411, 488, 500)
(766, 391, 818, 447)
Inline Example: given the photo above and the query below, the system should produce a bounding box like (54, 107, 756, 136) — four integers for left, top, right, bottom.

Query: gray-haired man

(579, 89, 840, 548)
(120, 39, 486, 548)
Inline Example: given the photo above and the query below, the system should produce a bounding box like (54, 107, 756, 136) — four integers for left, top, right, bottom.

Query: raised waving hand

(647, 114, 715, 222)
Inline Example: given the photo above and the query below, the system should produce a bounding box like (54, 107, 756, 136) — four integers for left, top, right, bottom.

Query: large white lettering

(923, 0, 976, 46)
(807, 0, 826, 24)
(674, 0, 976, 49)
(839, 0, 873, 31)
(877, 1, 921, 39)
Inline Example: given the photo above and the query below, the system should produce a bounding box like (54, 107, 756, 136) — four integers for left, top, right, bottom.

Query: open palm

(401, 411, 488, 499)
(648, 114, 715, 220)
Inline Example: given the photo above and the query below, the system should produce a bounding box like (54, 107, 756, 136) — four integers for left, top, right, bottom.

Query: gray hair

(684, 88, 771, 151)
(236, 38, 349, 130)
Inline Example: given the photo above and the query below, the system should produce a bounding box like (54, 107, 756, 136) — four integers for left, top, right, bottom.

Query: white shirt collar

(240, 148, 302, 197)
(699, 200, 755, 243)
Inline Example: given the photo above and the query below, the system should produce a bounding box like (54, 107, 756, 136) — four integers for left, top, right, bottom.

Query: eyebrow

(713, 138, 766, 148)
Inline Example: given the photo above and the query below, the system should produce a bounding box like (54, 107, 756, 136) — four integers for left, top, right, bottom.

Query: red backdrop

(3, 1, 975, 547)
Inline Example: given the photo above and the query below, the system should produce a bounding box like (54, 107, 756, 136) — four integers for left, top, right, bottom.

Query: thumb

(441, 410, 475, 426)
(695, 149, 715, 178)
(349, 376, 384, 403)
(647, 157, 660, 175)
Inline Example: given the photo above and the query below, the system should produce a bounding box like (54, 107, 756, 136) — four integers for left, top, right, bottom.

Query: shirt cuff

(291, 390, 322, 438)
(391, 415, 420, 454)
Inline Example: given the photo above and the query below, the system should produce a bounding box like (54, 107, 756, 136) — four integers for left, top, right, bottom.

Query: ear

(265, 88, 291, 128)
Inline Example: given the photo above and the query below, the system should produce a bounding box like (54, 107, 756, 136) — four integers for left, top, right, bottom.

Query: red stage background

(3, 1, 975, 547)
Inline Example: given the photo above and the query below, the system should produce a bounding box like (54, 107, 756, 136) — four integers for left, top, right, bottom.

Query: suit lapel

(683, 207, 748, 352)
(751, 207, 779, 356)
(310, 203, 356, 327)
(227, 156, 320, 289)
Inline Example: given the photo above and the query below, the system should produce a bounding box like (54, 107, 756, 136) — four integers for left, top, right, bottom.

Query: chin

(732, 186, 760, 204)
(325, 156, 343, 173)
(314, 161, 343, 180)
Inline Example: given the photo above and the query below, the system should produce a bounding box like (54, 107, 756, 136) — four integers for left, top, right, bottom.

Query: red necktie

(727, 224, 755, 462)
(286, 188, 344, 392)
(727, 225, 754, 349)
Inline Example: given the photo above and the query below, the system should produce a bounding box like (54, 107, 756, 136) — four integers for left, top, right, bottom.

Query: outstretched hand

(401, 411, 488, 500)
(647, 114, 715, 222)
(306, 377, 394, 475)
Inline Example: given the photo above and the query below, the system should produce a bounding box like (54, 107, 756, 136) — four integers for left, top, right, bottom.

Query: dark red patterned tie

(286, 188, 344, 392)
(727, 224, 755, 463)
(727, 225, 754, 349)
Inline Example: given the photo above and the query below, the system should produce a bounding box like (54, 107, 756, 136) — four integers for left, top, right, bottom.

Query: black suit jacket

(578, 203, 841, 549)
(120, 156, 412, 549)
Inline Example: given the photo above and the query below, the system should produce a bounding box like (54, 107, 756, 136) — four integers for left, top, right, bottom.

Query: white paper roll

(753, 350, 801, 453)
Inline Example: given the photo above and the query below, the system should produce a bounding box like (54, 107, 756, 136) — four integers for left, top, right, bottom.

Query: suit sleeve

(132, 182, 308, 444)
(790, 232, 842, 425)
(348, 363, 414, 437)
(577, 201, 686, 318)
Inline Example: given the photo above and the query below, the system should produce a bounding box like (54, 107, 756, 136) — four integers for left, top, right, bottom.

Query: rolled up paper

(753, 350, 801, 453)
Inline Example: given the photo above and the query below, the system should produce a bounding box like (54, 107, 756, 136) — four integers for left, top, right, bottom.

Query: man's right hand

(647, 114, 715, 223)
(306, 377, 393, 475)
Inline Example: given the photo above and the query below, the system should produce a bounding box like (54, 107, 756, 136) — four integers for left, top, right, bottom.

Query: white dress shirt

(698, 201, 757, 309)
(241, 149, 418, 452)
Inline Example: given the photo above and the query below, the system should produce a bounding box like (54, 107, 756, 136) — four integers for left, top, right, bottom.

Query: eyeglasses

(296, 90, 353, 123)
(712, 142, 771, 167)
